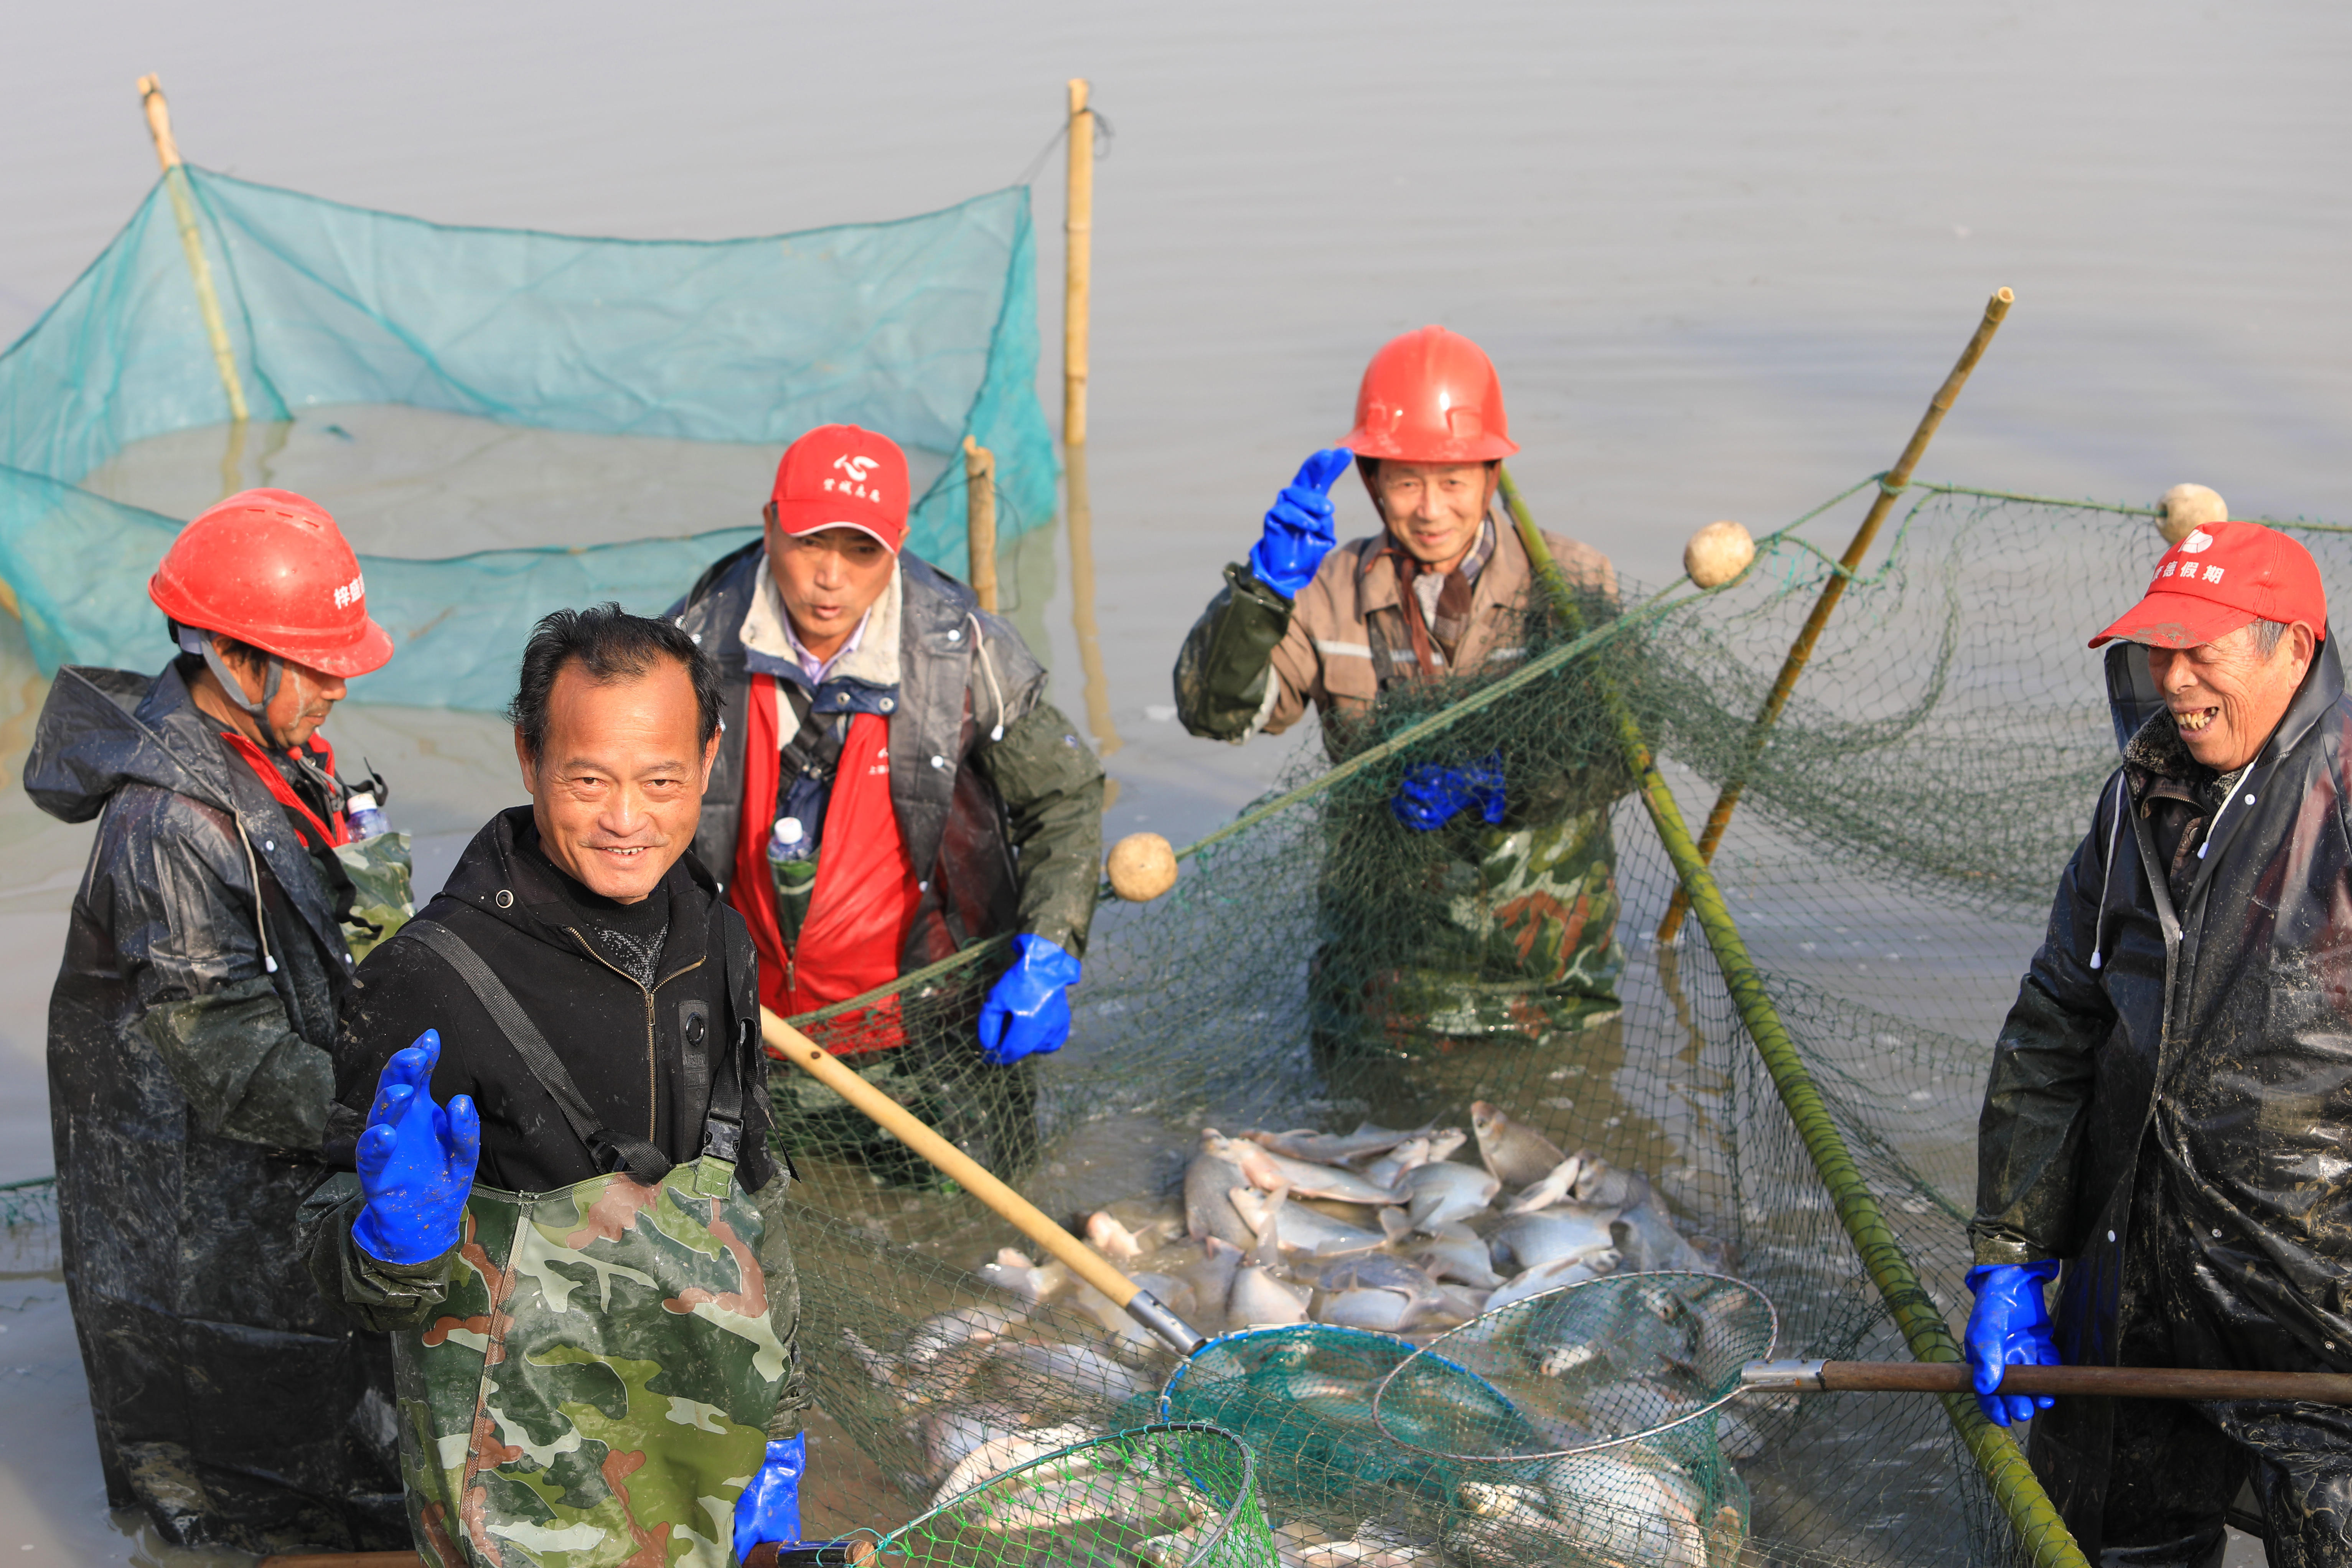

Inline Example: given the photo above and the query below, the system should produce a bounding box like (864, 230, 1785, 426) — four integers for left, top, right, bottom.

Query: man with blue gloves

(670, 425, 1103, 1182)
(1971, 521, 2352, 1565)
(1174, 326, 1625, 1060)
(305, 605, 818, 1567)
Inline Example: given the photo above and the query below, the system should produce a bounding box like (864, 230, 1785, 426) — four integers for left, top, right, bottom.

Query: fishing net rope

(767, 481, 2347, 1568)
(0, 167, 1055, 708)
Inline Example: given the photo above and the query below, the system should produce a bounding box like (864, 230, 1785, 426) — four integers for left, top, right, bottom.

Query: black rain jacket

(1972, 634, 2352, 1538)
(25, 661, 402, 1553)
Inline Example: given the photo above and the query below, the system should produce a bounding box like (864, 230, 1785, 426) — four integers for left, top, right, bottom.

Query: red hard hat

(1340, 326, 1520, 463)
(148, 488, 393, 677)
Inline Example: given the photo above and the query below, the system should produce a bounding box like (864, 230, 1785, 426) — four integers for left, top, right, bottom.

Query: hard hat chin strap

(179, 626, 291, 752)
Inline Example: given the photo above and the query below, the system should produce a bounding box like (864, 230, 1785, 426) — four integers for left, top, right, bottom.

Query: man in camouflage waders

(305, 606, 814, 1568)
(1173, 326, 1626, 1072)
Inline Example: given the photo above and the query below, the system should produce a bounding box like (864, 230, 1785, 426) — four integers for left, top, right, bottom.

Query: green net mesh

(0, 167, 1054, 708)
(767, 484, 2345, 1568)
(870, 1423, 1276, 1568)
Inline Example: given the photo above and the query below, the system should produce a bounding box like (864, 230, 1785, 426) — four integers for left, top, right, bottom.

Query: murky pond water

(1, 1, 2344, 1561)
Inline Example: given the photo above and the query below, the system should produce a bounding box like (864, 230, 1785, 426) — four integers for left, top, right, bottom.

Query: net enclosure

(0, 166, 1055, 709)
(770, 480, 2347, 1568)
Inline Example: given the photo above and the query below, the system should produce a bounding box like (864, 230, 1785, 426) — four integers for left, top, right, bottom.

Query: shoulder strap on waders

(404, 917, 674, 1184)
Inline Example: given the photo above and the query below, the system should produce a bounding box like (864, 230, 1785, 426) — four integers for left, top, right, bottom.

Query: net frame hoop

(875, 1421, 1258, 1568)
(1156, 1321, 1515, 1427)
(1366, 1270, 1781, 1463)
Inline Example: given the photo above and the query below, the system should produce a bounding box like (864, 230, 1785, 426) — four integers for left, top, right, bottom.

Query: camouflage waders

(399, 1159, 788, 1568)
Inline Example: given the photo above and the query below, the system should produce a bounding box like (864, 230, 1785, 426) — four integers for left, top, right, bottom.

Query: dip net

(772, 483, 2344, 1568)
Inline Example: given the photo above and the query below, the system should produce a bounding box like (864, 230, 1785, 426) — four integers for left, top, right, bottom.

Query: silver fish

(1408, 1229, 1504, 1289)
(1535, 1450, 1712, 1568)
(1085, 1210, 1146, 1260)
(1248, 1121, 1432, 1166)
(1613, 1200, 1708, 1273)
(1186, 1131, 1257, 1245)
(1317, 1286, 1437, 1332)
(977, 1247, 1066, 1304)
(1491, 1204, 1618, 1271)
(1398, 1160, 1501, 1232)
(1361, 1136, 1431, 1190)
(927, 1421, 1093, 1510)
(1001, 1339, 1155, 1403)
(1317, 1253, 1432, 1294)
(1175, 1235, 1245, 1323)
(1486, 1250, 1619, 1310)
(1568, 1154, 1645, 1211)
(1231, 1185, 1387, 1256)
(1502, 1153, 1588, 1214)
(922, 1404, 1032, 1476)
(1238, 1144, 1405, 1205)
(1470, 1101, 1567, 1188)
(1229, 1262, 1311, 1326)
(905, 1305, 1020, 1365)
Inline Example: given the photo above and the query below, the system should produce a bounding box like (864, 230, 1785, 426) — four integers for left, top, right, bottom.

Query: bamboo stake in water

(1063, 79, 1093, 448)
(963, 435, 998, 612)
(1066, 441, 1124, 775)
(761, 1008, 1202, 1354)
(137, 75, 249, 426)
(1504, 480, 2088, 1568)
(1655, 287, 2013, 943)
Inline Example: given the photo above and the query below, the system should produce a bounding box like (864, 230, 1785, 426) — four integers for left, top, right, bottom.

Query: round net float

(1683, 521, 1755, 590)
(2158, 483, 2229, 546)
(1109, 832, 1180, 902)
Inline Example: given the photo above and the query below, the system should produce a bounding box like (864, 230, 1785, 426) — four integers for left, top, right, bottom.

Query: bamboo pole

(137, 74, 250, 424)
(1655, 287, 2012, 942)
(1063, 79, 1093, 448)
(761, 1007, 1202, 1354)
(963, 435, 999, 611)
(1504, 478, 2089, 1568)
(1065, 442, 1124, 771)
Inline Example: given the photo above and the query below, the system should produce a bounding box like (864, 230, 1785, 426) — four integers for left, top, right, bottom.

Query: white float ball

(1684, 520, 1756, 590)
(2158, 484, 2228, 546)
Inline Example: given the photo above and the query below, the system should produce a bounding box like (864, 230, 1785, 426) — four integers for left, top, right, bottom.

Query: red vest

(731, 674, 921, 1055)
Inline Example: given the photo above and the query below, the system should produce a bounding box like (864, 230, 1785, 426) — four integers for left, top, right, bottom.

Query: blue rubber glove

(1963, 1260, 2061, 1426)
(1391, 752, 1508, 832)
(977, 935, 1082, 1066)
(352, 1030, 482, 1266)
(732, 1434, 805, 1561)
(1246, 448, 1353, 599)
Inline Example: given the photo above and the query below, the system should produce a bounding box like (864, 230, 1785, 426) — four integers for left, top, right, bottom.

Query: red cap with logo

(770, 425, 911, 554)
(2089, 520, 2328, 650)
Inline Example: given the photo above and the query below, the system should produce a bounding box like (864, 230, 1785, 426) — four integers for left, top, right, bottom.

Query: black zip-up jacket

(25, 661, 401, 1552)
(320, 805, 776, 1194)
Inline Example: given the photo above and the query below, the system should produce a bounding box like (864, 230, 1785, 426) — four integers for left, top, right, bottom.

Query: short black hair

(509, 603, 722, 763)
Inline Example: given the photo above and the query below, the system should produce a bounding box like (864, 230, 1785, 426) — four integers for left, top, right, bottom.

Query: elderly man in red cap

(669, 425, 1103, 1182)
(24, 490, 410, 1552)
(1174, 326, 1624, 1068)
(1969, 520, 2352, 1565)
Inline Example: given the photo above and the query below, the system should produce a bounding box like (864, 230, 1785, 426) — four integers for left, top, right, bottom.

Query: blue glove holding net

(1392, 752, 1508, 832)
(1963, 1260, 2061, 1425)
(1247, 448, 1353, 598)
(732, 1434, 805, 1561)
(352, 1029, 482, 1266)
(977, 934, 1082, 1066)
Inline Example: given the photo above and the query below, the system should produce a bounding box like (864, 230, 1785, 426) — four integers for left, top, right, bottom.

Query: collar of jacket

(739, 554, 905, 718)
(440, 805, 718, 983)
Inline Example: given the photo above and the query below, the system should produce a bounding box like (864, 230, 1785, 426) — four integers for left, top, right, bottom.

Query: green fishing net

(0, 167, 1055, 709)
(768, 484, 2347, 1568)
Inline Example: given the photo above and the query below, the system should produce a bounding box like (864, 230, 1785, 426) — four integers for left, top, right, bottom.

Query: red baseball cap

(769, 425, 910, 553)
(2089, 520, 2327, 650)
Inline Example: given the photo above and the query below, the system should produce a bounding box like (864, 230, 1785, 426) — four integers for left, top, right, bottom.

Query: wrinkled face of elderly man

(2148, 622, 2316, 771)
(2091, 519, 2329, 773)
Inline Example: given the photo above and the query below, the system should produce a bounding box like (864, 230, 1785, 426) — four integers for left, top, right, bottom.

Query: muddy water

(1, 1, 2344, 1561)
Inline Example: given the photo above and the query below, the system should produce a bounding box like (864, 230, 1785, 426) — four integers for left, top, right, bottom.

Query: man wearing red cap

(670, 425, 1103, 1179)
(1970, 520, 2352, 1563)
(1174, 326, 1626, 1060)
(24, 490, 411, 1551)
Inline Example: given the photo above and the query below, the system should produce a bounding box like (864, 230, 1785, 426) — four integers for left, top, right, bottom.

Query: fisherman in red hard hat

(668, 425, 1104, 1186)
(1175, 326, 1627, 1063)
(24, 490, 412, 1553)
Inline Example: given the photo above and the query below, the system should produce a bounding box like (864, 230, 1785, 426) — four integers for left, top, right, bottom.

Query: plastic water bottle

(346, 789, 390, 840)
(768, 817, 818, 943)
